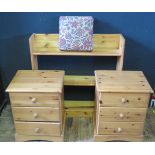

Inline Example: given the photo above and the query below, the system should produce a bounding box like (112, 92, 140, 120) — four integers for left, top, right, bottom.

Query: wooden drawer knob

(99, 100, 103, 104)
(33, 113, 38, 118)
(121, 98, 126, 103)
(34, 128, 40, 133)
(119, 113, 124, 118)
(31, 97, 37, 103)
(117, 127, 123, 133)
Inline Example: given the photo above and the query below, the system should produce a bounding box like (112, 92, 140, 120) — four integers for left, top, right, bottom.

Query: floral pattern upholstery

(59, 16, 94, 51)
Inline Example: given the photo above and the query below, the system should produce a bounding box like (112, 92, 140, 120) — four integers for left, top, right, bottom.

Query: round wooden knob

(33, 113, 38, 118)
(119, 113, 124, 118)
(34, 128, 40, 133)
(31, 97, 37, 103)
(117, 127, 123, 133)
(121, 98, 126, 103)
(99, 100, 103, 104)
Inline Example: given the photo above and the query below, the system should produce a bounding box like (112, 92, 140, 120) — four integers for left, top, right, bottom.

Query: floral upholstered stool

(59, 16, 94, 51)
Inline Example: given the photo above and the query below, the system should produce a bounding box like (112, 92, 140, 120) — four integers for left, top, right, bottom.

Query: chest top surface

(6, 70, 64, 93)
(95, 70, 153, 93)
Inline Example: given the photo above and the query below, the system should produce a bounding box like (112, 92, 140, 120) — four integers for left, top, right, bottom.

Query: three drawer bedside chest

(6, 70, 65, 142)
(94, 70, 153, 142)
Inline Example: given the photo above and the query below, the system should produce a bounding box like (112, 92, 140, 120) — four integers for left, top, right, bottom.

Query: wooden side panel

(9, 92, 60, 108)
(15, 122, 61, 136)
(58, 91, 64, 132)
(116, 35, 125, 70)
(29, 34, 38, 70)
(98, 122, 144, 135)
(99, 93, 150, 108)
(98, 107, 147, 122)
(12, 107, 60, 122)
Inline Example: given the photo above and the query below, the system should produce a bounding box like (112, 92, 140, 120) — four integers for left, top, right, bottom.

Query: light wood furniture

(29, 34, 125, 71)
(94, 70, 153, 141)
(6, 70, 64, 142)
(29, 33, 125, 112)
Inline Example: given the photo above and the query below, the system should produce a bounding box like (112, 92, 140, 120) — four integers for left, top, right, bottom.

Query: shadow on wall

(38, 20, 122, 74)
(39, 56, 117, 75)
(0, 35, 31, 88)
(94, 19, 155, 88)
(0, 35, 155, 89)
(124, 37, 155, 88)
(94, 19, 121, 33)
(0, 19, 155, 89)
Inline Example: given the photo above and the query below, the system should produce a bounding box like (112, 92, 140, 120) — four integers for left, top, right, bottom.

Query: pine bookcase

(29, 33, 125, 115)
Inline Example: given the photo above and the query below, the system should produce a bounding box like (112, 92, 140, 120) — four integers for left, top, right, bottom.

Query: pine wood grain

(98, 92, 150, 108)
(64, 100, 95, 108)
(6, 70, 64, 93)
(29, 33, 125, 70)
(15, 134, 64, 142)
(95, 70, 153, 93)
(97, 122, 144, 135)
(15, 121, 61, 136)
(64, 75, 95, 86)
(31, 34, 121, 55)
(12, 107, 60, 122)
(9, 92, 60, 107)
(98, 107, 147, 122)
(94, 134, 143, 142)
(9, 92, 60, 108)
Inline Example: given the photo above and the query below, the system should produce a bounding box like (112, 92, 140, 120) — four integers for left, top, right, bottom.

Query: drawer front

(98, 93, 150, 108)
(9, 92, 61, 108)
(15, 122, 61, 136)
(98, 122, 144, 135)
(12, 107, 60, 122)
(98, 107, 147, 122)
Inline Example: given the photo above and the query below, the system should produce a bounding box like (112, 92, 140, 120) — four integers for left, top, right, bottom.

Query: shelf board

(31, 34, 122, 57)
(64, 75, 95, 86)
(29, 33, 125, 70)
(64, 100, 95, 108)
(65, 108, 94, 117)
(33, 50, 121, 56)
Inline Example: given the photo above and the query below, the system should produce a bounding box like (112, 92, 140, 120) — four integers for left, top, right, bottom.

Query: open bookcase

(29, 33, 125, 115)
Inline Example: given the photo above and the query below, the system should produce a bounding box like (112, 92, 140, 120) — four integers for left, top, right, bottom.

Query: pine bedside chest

(6, 70, 64, 142)
(94, 70, 153, 142)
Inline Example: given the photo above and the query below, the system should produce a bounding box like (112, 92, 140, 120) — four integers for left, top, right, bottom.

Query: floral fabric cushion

(59, 16, 94, 51)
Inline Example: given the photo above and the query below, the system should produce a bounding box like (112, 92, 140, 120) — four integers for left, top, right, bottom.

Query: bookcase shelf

(29, 33, 125, 109)
(29, 33, 125, 70)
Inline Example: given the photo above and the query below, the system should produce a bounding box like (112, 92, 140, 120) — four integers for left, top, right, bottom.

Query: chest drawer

(12, 107, 60, 122)
(9, 92, 61, 108)
(98, 122, 144, 135)
(98, 93, 150, 108)
(15, 122, 61, 136)
(98, 107, 147, 122)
